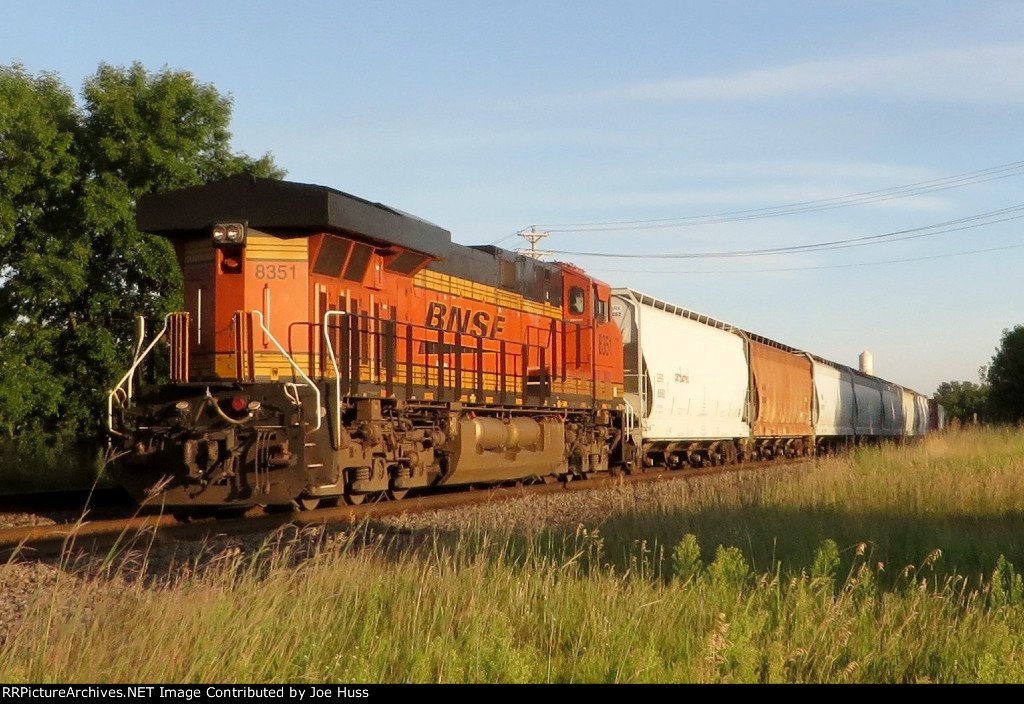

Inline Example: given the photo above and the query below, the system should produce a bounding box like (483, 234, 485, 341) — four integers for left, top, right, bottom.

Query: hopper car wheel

(296, 498, 320, 511)
(387, 488, 409, 501)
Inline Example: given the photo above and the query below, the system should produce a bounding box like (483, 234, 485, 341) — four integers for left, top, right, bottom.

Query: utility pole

(517, 226, 551, 260)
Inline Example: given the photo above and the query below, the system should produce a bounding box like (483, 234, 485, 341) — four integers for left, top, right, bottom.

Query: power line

(490, 231, 526, 246)
(543, 204, 1024, 259)
(534, 159, 1024, 233)
(583, 242, 1024, 276)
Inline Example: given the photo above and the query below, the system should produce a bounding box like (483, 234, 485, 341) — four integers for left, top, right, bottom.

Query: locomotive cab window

(568, 286, 586, 315)
(594, 288, 608, 323)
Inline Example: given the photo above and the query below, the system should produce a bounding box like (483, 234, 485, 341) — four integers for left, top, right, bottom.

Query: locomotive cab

(559, 264, 623, 403)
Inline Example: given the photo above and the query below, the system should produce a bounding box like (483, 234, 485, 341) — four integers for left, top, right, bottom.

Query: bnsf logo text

(425, 302, 507, 338)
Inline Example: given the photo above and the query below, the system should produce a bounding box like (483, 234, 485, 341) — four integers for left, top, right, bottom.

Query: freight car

(610, 289, 933, 463)
(106, 176, 938, 511)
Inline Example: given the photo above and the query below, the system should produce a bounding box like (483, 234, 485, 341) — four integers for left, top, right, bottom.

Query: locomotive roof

(136, 175, 452, 259)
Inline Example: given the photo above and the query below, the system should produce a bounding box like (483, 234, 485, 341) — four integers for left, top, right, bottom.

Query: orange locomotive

(108, 177, 628, 509)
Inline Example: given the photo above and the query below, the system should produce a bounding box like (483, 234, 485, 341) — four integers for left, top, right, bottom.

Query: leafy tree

(932, 380, 988, 425)
(0, 62, 282, 462)
(987, 324, 1024, 423)
(0, 65, 81, 439)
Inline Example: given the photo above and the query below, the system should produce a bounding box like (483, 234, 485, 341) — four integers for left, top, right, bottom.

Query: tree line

(933, 325, 1024, 426)
(0, 61, 282, 485)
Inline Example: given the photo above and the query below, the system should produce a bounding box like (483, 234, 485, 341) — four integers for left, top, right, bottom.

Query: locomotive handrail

(322, 310, 349, 448)
(107, 314, 172, 436)
(286, 319, 320, 378)
(250, 310, 322, 433)
(127, 315, 146, 401)
(622, 397, 637, 445)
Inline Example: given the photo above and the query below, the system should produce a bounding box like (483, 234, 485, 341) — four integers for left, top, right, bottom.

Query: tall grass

(3, 426, 1024, 683)
(587, 426, 1024, 586)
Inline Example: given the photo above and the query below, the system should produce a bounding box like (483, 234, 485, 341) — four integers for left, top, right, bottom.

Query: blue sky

(6, 1, 1024, 395)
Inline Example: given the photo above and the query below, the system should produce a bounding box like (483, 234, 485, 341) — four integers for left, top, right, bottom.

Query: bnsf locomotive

(107, 176, 940, 511)
(109, 176, 627, 509)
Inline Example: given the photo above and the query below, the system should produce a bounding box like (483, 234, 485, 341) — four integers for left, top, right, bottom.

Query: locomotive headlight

(212, 221, 247, 246)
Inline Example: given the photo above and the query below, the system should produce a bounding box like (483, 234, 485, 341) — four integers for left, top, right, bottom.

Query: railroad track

(0, 486, 133, 516)
(0, 457, 815, 562)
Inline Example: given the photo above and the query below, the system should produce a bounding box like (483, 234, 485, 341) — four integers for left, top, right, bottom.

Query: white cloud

(572, 186, 947, 212)
(593, 45, 1024, 104)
